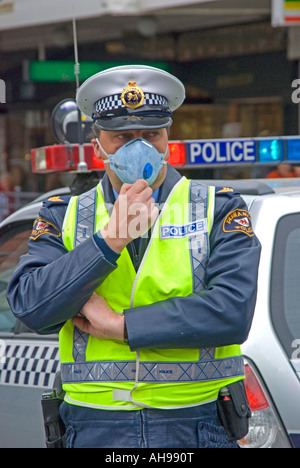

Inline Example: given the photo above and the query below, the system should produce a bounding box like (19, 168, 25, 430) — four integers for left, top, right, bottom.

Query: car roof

(204, 179, 275, 196)
(205, 178, 300, 196)
(0, 187, 71, 227)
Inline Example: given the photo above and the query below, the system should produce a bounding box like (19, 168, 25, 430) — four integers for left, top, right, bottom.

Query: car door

(269, 211, 300, 447)
(0, 218, 59, 448)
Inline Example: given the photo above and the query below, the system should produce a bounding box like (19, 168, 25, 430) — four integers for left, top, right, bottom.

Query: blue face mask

(96, 137, 168, 186)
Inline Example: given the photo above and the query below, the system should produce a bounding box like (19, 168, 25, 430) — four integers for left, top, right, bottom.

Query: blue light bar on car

(285, 137, 300, 162)
(258, 139, 284, 163)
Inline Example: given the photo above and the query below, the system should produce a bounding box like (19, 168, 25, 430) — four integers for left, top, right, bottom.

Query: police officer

(7, 65, 261, 449)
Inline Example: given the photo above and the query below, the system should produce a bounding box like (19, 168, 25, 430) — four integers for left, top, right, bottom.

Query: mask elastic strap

(162, 144, 169, 164)
(96, 138, 110, 159)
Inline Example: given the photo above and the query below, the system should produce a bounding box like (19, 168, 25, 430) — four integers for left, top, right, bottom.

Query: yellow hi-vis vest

(60, 177, 244, 410)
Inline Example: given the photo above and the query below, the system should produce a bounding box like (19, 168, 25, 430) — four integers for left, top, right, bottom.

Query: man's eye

(117, 134, 130, 140)
(145, 132, 158, 139)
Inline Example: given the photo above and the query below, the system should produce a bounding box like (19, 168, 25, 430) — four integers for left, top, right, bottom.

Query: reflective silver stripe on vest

(189, 182, 216, 361)
(189, 181, 210, 294)
(73, 187, 98, 361)
(73, 326, 89, 363)
(61, 354, 245, 383)
(74, 187, 97, 247)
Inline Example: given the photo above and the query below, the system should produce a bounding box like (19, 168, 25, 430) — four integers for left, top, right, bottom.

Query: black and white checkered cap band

(95, 93, 168, 113)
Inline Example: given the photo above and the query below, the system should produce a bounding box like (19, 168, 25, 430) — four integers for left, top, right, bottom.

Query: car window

(0, 222, 33, 334)
(271, 213, 300, 359)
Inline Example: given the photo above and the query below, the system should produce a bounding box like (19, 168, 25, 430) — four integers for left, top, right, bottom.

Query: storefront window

(171, 100, 283, 140)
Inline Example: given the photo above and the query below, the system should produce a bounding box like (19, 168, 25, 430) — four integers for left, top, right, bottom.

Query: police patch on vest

(160, 219, 208, 239)
(223, 209, 254, 237)
(30, 217, 61, 240)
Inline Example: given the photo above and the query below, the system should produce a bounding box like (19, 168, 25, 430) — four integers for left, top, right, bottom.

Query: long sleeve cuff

(93, 231, 120, 265)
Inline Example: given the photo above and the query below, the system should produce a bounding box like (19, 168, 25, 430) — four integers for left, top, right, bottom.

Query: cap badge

(121, 80, 145, 110)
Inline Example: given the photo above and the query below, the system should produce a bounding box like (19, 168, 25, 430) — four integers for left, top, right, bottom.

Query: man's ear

(91, 138, 101, 159)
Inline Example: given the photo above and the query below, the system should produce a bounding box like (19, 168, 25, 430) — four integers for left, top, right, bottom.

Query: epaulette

(215, 186, 239, 197)
(43, 195, 70, 208)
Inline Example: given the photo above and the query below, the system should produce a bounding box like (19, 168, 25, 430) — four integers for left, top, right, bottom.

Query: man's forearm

(7, 235, 119, 333)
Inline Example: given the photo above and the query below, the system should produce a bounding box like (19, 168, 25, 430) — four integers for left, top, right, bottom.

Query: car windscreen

(271, 213, 300, 360)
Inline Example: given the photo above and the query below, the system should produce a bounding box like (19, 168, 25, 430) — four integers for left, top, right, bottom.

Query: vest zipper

(132, 243, 140, 273)
(128, 241, 140, 272)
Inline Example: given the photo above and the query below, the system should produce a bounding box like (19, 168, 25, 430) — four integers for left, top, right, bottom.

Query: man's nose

(130, 131, 144, 140)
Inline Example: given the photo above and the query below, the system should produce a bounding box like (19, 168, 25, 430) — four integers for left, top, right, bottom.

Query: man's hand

(72, 294, 125, 341)
(101, 179, 159, 253)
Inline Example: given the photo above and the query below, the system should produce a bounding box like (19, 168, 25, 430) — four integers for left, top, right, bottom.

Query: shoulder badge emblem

(30, 217, 61, 240)
(223, 209, 254, 237)
(121, 80, 145, 110)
